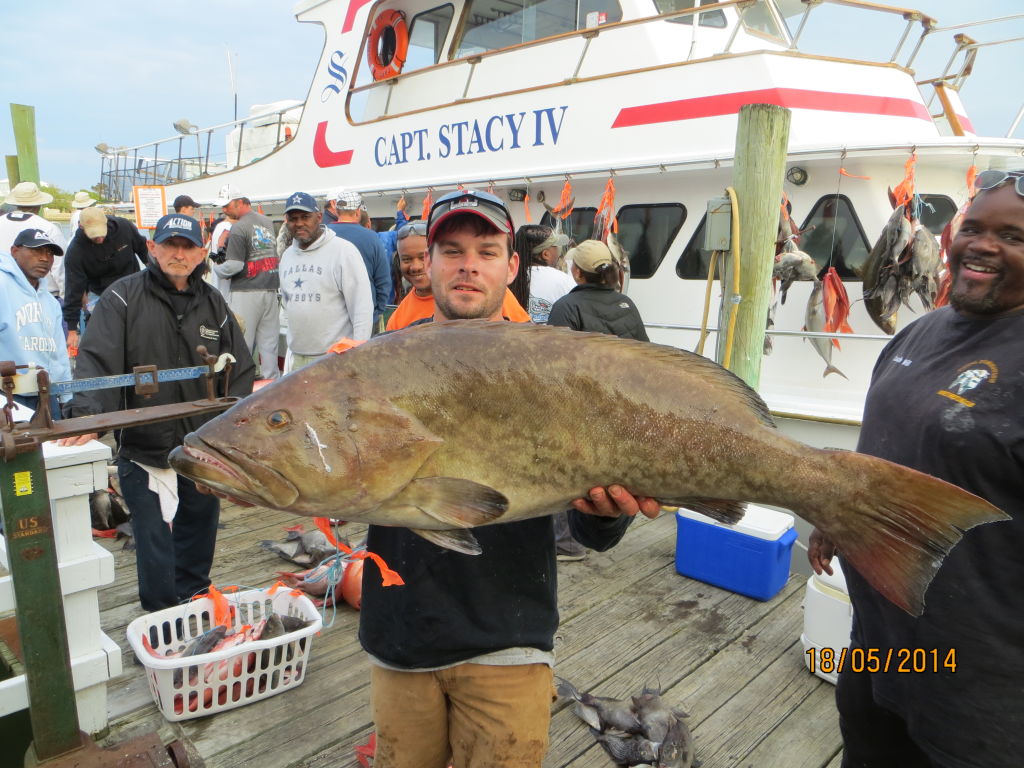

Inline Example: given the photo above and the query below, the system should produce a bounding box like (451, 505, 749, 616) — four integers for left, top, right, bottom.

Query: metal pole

(1008, 103, 1024, 138)
(0, 448, 83, 761)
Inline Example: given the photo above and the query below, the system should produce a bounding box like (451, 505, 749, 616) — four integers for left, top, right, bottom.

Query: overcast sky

(2, 0, 1021, 192)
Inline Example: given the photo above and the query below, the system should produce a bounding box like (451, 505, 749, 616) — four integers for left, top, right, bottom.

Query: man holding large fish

(809, 171, 1024, 768)
(180, 189, 659, 767)
(172, 187, 1006, 767)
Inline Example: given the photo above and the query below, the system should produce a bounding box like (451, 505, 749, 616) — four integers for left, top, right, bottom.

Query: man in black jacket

(59, 214, 255, 611)
(63, 208, 149, 354)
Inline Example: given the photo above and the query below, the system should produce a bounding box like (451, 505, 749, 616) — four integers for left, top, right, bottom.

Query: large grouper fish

(169, 320, 1007, 615)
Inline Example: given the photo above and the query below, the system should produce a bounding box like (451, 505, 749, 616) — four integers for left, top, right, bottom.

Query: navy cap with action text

(13, 228, 64, 256)
(153, 214, 204, 248)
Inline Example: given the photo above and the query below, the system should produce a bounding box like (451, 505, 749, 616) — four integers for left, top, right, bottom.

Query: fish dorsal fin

(392, 476, 508, 528)
(409, 527, 482, 555)
(417, 320, 775, 429)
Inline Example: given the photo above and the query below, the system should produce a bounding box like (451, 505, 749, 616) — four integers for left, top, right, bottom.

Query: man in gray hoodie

(278, 192, 373, 371)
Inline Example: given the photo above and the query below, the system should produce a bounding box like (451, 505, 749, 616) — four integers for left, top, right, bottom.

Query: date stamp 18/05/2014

(806, 647, 958, 675)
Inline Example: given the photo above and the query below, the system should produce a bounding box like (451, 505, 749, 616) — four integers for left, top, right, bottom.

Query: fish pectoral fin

(409, 527, 482, 555)
(662, 498, 745, 525)
(394, 477, 509, 528)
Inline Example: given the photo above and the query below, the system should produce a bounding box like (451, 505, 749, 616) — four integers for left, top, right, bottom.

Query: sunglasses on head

(396, 221, 428, 239)
(975, 169, 1024, 197)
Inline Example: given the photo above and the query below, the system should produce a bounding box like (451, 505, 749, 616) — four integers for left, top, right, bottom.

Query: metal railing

(96, 104, 301, 203)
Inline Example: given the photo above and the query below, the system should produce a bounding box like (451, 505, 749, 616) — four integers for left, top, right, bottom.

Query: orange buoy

(367, 9, 409, 80)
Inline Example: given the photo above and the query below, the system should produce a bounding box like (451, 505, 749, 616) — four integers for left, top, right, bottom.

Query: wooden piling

(10, 104, 40, 185)
(715, 103, 791, 390)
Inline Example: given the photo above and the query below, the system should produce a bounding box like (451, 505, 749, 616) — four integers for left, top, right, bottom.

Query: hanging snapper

(169, 320, 1007, 616)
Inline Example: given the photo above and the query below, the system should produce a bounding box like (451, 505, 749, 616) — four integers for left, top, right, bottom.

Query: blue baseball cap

(427, 189, 514, 246)
(285, 191, 319, 213)
(153, 214, 203, 247)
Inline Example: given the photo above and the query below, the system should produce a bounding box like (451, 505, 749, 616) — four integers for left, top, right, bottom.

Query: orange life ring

(367, 9, 409, 81)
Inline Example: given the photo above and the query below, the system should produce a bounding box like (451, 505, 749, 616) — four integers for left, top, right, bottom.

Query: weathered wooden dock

(97, 500, 843, 767)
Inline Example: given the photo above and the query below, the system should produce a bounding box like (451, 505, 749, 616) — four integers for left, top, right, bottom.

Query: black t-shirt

(844, 306, 1024, 767)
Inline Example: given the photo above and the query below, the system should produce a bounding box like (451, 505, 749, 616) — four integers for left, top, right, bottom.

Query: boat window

(455, 0, 621, 57)
(406, 5, 455, 72)
(917, 194, 956, 236)
(654, 0, 727, 28)
(798, 194, 871, 279)
(616, 204, 686, 279)
(676, 214, 713, 279)
(739, 0, 788, 43)
(540, 206, 598, 243)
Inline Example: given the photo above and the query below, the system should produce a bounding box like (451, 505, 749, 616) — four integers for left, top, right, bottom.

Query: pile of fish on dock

(558, 678, 698, 768)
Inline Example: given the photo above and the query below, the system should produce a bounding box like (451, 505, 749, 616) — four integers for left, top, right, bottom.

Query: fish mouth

(171, 436, 300, 508)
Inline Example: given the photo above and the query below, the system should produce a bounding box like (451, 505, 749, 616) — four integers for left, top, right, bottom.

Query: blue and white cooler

(675, 504, 798, 601)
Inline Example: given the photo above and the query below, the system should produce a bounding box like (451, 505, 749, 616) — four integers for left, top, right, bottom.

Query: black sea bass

(169, 320, 1006, 615)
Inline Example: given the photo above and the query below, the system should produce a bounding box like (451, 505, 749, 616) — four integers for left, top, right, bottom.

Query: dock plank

(95, 504, 843, 767)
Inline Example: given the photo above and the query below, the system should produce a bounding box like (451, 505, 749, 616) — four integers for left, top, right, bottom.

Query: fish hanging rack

(0, 346, 240, 460)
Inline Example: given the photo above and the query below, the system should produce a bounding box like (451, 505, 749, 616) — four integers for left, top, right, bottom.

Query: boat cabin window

(798, 194, 871, 279)
(654, 0, 726, 28)
(541, 206, 598, 243)
(454, 0, 622, 58)
(675, 214, 712, 279)
(616, 204, 686, 279)
(739, 0, 788, 44)
(406, 4, 456, 71)
(917, 194, 956, 236)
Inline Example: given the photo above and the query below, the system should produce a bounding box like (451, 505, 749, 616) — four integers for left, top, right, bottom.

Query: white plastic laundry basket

(126, 588, 322, 721)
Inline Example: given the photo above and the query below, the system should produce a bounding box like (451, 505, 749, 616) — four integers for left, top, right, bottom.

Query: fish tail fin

(823, 364, 848, 380)
(555, 677, 580, 700)
(816, 450, 1008, 615)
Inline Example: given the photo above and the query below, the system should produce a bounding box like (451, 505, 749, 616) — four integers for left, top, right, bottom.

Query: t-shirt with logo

(225, 211, 279, 292)
(528, 265, 576, 323)
(843, 305, 1024, 766)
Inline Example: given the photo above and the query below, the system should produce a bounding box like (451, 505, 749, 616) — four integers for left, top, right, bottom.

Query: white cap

(216, 184, 246, 206)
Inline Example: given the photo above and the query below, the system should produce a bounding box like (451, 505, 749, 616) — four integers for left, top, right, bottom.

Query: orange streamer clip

(201, 585, 234, 628)
(327, 338, 366, 355)
(311, 517, 405, 588)
(421, 190, 434, 221)
(594, 177, 617, 240)
(966, 164, 979, 200)
(524, 193, 532, 223)
(839, 168, 871, 180)
(891, 152, 917, 209)
(552, 179, 574, 219)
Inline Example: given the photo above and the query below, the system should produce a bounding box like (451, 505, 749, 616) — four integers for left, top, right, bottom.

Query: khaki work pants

(370, 662, 553, 768)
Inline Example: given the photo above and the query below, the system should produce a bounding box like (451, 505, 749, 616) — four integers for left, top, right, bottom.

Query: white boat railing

(96, 105, 301, 203)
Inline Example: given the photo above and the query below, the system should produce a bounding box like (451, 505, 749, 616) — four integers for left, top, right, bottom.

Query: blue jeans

(116, 458, 220, 612)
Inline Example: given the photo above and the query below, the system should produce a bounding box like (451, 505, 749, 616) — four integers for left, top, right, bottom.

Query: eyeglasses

(396, 221, 428, 239)
(975, 169, 1024, 197)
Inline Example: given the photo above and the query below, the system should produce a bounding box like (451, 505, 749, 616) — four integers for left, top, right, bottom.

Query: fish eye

(267, 410, 292, 430)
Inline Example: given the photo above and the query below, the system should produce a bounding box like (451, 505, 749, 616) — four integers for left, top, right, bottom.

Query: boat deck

(98, 500, 843, 768)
